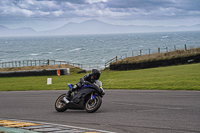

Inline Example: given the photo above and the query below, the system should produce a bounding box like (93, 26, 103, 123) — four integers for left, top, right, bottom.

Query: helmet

(91, 69, 101, 80)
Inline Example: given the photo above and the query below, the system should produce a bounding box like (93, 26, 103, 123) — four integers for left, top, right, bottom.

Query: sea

(0, 31, 200, 69)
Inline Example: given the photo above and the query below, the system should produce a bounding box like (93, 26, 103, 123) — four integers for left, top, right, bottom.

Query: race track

(0, 90, 200, 133)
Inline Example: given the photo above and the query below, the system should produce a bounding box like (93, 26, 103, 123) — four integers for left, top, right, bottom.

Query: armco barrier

(110, 54, 200, 71)
(0, 68, 69, 77)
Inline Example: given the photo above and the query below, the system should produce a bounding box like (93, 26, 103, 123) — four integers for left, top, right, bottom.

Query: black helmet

(91, 69, 101, 80)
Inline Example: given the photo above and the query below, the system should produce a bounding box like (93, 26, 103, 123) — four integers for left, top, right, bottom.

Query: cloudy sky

(0, 0, 200, 31)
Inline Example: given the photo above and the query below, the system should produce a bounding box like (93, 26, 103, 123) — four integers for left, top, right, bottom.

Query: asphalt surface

(0, 90, 200, 133)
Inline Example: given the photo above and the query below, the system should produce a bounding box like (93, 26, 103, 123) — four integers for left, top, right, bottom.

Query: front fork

(91, 92, 94, 99)
(89, 92, 97, 104)
(91, 92, 97, 99)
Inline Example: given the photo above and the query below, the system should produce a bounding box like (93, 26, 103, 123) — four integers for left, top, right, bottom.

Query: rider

(63, 69, 101, 103)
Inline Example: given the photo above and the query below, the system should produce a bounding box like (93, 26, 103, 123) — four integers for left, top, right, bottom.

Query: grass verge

(112, 47, 200, 64)
(0, 63, 200, 91)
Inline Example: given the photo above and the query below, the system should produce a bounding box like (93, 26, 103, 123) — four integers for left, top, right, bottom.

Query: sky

(0, 0, 200, 31)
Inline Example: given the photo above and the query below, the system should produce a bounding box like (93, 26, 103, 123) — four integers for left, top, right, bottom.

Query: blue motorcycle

(55, 80, 105, 113)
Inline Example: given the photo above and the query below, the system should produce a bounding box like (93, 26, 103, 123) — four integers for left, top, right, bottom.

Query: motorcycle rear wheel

(85, 95, 102, 113)
(55, 94, 68, 112)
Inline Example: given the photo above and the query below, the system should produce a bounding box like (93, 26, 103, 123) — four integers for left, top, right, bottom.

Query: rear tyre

(55, 94, 68, 112)
(85, 95, 102, 113)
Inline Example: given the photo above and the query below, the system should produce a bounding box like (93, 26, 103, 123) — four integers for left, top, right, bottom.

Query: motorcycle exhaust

(63, 97, 69, 104)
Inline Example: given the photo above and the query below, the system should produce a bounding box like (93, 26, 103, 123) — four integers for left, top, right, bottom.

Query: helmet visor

(94, 73, 100, 80)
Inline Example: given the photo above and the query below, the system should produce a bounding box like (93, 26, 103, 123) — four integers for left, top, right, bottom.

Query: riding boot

(65, 89, 72, 100)
(63, 89, 72, 104)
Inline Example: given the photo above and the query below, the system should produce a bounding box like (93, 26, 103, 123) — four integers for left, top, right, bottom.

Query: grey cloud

(107, 0, 173, 10)
(0, 0, 200, 25)
(54, 0, 86, 4)
(106, 0, 200, 20)
(183, 0, 200, 11)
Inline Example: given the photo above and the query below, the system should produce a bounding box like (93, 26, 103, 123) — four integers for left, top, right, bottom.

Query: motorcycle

(55, 80, 105, 113)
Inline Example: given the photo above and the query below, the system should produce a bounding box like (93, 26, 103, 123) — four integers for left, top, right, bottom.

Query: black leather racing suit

(66, 73, 95, 99)
(80, 73, 96, 85)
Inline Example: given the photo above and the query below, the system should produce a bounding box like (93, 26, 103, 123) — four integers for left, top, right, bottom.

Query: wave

(70, 48, 84, 52)
(30, 54, 39, 56)
(161, 35, 168, 38)
(56, 49, 64, 51)
(41, 52, 52, 55)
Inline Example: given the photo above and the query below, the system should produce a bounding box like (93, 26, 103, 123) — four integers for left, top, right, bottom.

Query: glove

(84, 81, 91, 85)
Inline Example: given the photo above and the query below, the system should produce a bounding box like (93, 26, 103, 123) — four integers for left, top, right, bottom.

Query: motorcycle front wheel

(55, 94, 68, 112)
(85, 95, 102, 113)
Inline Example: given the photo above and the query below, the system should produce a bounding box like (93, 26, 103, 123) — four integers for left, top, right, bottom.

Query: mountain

(0, 26, 37, 36)
(38, 19, 200, 35)
(40, 19, 116, 35)
(0, 19, 200, 36)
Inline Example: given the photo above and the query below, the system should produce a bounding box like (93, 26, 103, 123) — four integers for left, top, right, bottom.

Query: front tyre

(55, 94, 68, 112)
(85, 95, 102, 113)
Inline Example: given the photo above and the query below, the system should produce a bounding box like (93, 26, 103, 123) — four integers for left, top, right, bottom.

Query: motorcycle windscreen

(95, 80, 102, 87)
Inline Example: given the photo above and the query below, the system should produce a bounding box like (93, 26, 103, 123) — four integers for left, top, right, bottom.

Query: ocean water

(0, 31, 200, 69)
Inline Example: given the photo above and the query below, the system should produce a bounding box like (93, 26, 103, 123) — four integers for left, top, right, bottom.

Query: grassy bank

(112, 47, 200, 64)
(0, 63, 200, 91)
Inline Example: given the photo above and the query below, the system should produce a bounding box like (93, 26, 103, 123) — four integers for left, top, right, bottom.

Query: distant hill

(41, 19, 200, 35)
(0, 26, 37, 36)
(1, 19, 200, 36)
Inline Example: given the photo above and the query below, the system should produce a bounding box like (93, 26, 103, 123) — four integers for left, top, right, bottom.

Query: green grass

(1, 63, 200, 91)
(112, 47, 200, 64)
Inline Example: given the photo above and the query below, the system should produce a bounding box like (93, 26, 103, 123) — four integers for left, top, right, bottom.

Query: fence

(105, 56, 118, 68)
(0, 59, 106, 71)
(106, 44, 198, 66)
(0, 59, 81, 68)
(110, 54, 200, 71)
(120, 44, 189, 59)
